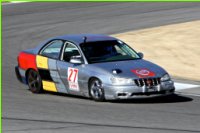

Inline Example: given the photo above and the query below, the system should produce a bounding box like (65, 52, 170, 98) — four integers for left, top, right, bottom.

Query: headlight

(110, 77, 133, 85)
(161, 74, 171, 82)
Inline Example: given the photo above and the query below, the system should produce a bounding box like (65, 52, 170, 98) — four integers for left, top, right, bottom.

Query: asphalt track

(2, 2, 200, 133)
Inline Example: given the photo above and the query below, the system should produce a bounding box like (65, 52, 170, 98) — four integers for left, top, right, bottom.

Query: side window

(40, 40, 63, 59)
(63, 43, 81, 62)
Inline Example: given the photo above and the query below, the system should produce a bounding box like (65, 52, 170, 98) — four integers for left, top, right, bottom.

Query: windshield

(80, 40, 140, 63)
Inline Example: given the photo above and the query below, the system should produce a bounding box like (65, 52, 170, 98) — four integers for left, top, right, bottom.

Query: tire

(89, 78, 105, 102)
(27, 69, 43, 93)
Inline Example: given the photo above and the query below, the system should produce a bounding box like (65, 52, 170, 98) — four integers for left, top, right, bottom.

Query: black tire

(89, 78, 105, 102)
(27, 69, 43, 93)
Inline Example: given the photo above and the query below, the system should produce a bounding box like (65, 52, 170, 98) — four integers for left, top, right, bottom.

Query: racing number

(68, 67, 79, 91)
(68, 68, 78, 82)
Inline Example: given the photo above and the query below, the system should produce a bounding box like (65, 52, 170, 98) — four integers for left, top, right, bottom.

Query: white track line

(2, 1, 28, 5)
(176, 92, 200, 97)
(174, 82, 200, 91)
(174, 82, 200, 97)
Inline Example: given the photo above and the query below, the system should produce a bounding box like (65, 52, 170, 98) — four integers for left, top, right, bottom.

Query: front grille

(134, 78, 161, 87)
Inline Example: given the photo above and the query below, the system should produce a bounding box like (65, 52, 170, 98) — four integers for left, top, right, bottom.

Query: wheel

(27, 69, 43, 93)
(89, 78, 105, 102)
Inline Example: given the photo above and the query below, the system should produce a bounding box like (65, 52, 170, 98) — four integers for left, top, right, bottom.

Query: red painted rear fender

(18, 52, 37, 71)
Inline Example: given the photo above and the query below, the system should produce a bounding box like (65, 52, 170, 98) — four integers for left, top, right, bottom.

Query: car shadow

(109, 94, 193, 104)
(44, 91, 90, 100)
(44, 91, 192, 104)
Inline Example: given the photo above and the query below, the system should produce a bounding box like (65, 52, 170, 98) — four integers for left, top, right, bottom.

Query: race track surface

(2, 2, 200, 133)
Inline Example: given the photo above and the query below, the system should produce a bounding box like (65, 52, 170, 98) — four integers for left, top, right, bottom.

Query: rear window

(40, 40, 63, 59)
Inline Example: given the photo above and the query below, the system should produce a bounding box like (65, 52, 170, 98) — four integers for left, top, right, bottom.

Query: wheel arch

(87, 76, 105, 101)
(88, 76, 99, 89)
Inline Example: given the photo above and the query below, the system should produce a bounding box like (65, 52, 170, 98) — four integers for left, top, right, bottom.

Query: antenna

(83, 36, 87, 43)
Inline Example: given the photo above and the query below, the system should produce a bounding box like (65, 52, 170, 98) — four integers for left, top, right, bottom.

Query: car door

(56, 42, 86, 96)
(38, 39, 68, 93)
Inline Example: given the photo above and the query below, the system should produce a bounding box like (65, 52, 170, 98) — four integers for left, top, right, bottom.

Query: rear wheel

(89, 78, 105, 102)
(27, 69, 42, 93)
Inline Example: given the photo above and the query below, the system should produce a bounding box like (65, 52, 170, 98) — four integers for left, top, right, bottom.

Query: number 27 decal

(68, 68, 78, 82)
(68, 67, 79, 91)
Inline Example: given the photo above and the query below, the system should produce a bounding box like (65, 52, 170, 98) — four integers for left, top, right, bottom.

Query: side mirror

(138, 52, 144, 59)
(70, 56, 83, 64)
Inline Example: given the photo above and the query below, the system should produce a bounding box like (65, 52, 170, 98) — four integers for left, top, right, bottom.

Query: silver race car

(15, 34, 175, 101)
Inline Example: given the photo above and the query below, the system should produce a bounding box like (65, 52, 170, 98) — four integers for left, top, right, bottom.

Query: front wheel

(27, 69, 43, 93)
(89, 78, 105, 102)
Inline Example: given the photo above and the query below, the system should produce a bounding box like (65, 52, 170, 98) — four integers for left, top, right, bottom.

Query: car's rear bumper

(15, 66, 23, 83)
(104, 80, 175, 100)
(15, 66, 27, 84)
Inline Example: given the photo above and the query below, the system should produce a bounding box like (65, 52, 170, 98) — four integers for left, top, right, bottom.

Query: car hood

(90, 59, 167, 79)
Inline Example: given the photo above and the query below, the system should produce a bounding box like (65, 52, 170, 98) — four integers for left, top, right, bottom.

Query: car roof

(53, 34, 117, 45)
(31, 34, 118, 54)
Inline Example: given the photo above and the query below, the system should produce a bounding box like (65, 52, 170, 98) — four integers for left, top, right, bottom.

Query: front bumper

(104, 80, 175, 100)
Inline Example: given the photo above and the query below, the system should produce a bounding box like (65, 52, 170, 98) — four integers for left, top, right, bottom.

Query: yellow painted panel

(42, 81, 57, 92)
(36, 55, 48, 69)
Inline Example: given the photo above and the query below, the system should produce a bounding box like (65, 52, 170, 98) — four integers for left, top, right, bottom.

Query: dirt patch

(113, 21, 200, 81)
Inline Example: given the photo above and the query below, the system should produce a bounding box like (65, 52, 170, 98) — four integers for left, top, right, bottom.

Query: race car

(15, 34, 175, 101)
